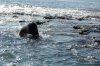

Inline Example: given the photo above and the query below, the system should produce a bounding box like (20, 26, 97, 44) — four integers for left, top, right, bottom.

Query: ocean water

(0, 0, 100, 66)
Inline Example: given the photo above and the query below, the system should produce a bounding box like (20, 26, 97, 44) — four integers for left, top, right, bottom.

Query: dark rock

(13, 12, 24, 15)
(86, 15, 100, 19)
(73, 26, 82, 29)
(94, 40, 100, 42)
(57, 16, 66, 19)
(36, 21, 44, 25)
(77, 17, 84, 21)
(19, 20, 26, 23)
(79, 29, 90, 35)
(44, 14, 72, 20)
(93, 37, 100, 42)
(12, 15, 18, 18)
(47, 20, 51, 22)
(64, 15, 72, 20)
(35, 20, 51, 25)
(56, 15, 72, 20)
(44, 15, 55, 19)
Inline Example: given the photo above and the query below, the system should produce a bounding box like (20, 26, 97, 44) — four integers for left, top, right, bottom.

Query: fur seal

(19, 22, 39, 39)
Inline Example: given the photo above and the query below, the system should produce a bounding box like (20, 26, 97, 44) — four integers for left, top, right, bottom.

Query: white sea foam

(0, 4, 100, 19)
(71, 48, 79, 56)
(0, 20, 4, 24)
(39, 32, 50, 39)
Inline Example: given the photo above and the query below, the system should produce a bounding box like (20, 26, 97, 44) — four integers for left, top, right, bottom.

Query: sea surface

(0, 0, 100, 66)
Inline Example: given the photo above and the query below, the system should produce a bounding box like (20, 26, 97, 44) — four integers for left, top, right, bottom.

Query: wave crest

(0, 4, 100, 20)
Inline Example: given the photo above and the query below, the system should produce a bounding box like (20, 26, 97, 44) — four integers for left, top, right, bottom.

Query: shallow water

(0, 0, 100, 66)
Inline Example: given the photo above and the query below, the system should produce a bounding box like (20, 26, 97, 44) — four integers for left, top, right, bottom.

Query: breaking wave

(0, 4, 100, 20)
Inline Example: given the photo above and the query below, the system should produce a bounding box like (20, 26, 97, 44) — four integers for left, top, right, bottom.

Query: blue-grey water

(0, 0, 100, 66)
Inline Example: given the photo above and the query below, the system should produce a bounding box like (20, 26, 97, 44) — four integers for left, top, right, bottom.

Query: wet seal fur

(19, 22, 39, 39)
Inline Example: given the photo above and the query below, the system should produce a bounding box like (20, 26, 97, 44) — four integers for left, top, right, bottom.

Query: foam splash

(0, 4, 100, 20)
(0, 20, 4, 24)
(39, 32, 50, 39)
(71, 48, 79, 56)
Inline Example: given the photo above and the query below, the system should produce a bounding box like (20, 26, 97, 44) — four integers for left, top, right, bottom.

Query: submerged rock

(73, 26, 82, 29)
(79, 28, 90, 35)
(76, 16, 86, 21)
(86, 15, 100, 19)
(13, 12, 25, 15)
(44, 15, 55, 19)
(77, 18, 84, 21)
(72, 25, 100, 35)
(35, 20, 51, 25)
(57, 15, 72, 20)
(19, 20, 27, 23)
(12, 15, 18, 18)
(44, 14, 72, 20)
(19, 19, 51, 25)
(36, 21, 44, 25)
(93, 37, 100, 43)
(35, 20, 45, 25)
(72, 25, 90, 35)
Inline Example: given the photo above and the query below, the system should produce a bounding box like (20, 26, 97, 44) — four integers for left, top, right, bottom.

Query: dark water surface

(0, 0, 100, 66)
